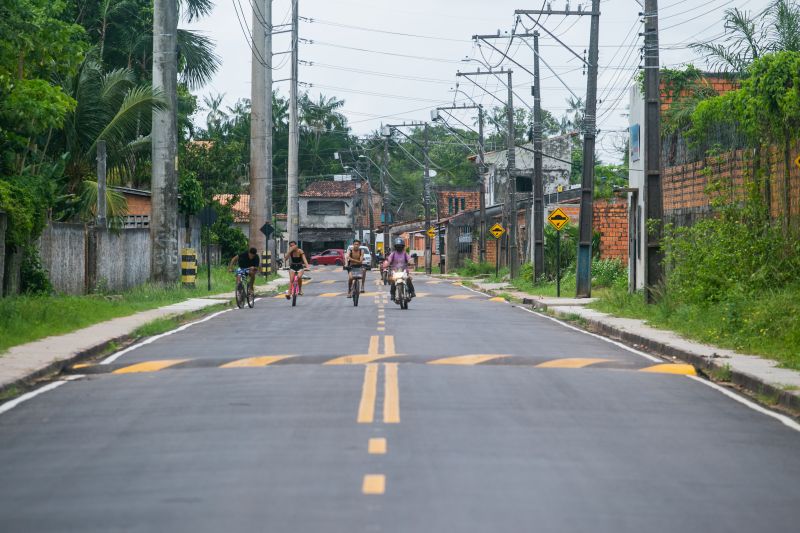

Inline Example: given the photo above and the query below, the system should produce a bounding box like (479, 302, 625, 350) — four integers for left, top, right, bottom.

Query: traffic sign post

(489, 223, 505, 240)
(198, 205, 218, 292)
(489, 223, 505, 278)
(547, 208, 572, 297)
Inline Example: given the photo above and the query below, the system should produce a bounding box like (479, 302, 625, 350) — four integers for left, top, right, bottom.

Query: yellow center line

(640, 363, 697, 376)
(378, 320, 385, 326)
(362, 474, 385, 495)
(113, 359, 188, 374)
(357, 364, 379, 423)
(326, 336, 394, 365)
(368, 438, 387, 454)
(384, 336, 395, 356)
(428, 354, 510, 366)
(220, 355, 293, 368)
(383, 363, 400, 423)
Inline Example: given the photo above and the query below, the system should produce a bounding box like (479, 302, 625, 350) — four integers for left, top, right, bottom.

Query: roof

(111, 187, 151, 197)
(214, 194, 250, 223)
(300, 181, 360, 198)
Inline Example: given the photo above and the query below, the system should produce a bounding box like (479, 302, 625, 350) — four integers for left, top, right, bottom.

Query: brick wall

(593, 199, 628, 263)
(436, 189, 480, 217)
(125, 194, 151, 216)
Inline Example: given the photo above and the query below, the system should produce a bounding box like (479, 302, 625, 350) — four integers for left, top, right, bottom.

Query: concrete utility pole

(643, 0, 663, 303)
(96, 140, 107, 228)
(575, 0, 601, 298)
(151, 0, 179, 282)
(249, 0, 271, 254)
(531, 32, 545, 281)
(478, 106, 486, 263)
(506, 70, 518, 279)
(287, 0, 300, 243)
(264, 0, 274, 266)
(382, 136, 390, 251)
(423, 123, 432, 275)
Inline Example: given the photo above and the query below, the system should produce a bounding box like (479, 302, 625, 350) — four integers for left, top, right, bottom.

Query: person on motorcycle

(382, 238, 416, 301)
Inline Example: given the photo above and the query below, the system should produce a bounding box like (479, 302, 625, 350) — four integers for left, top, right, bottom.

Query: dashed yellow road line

(378, 320, 385, 326)
(357, 364, 379, 423)
(428, 354, 509, 365)
(220, 355, 293, 368)
(640, 363, 697, 376)
(362, 474, 385, 495)
(536, 358, 609, 369)
(113, 359, 188, 374)
(368, 438, 387, 455)
(383, 363, 400, 423)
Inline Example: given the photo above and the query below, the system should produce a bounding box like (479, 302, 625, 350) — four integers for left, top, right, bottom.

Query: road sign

(547, 208, 570, 231)
(489, 223, 506, 239)
(260, 223, 274, 238)
(426, 227, 436, 238)
(795, 154, 800, 170)
(557, 185, 564, 193)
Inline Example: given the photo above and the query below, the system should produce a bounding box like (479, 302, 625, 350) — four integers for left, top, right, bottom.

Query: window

(448, 197, 454, 214)
(307, 201, 345, 216)
(460, 198, 466, 211)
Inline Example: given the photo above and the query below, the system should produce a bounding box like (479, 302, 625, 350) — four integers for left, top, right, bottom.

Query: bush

(457, 259, 497, 277)
(20, 244, 52, 295)
(592, 258, 627, 289)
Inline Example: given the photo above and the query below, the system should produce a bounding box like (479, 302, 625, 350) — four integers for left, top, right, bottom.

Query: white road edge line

(516, 306, 663, 363)
(100, 308, 233, 365)
(0, 381, 68, 415)
(687, 375, 800, 433)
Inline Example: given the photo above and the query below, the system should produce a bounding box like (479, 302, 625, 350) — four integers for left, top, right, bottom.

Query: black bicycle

(347, 266, 365, 307)
(235, 268, 255, 309)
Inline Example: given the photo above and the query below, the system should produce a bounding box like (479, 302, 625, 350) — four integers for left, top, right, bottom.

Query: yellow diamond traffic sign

(795, 154, 800, 170)
(489, 223, 506, 239)
(547, 207, 571, 231)
(426, 227, 436, 238)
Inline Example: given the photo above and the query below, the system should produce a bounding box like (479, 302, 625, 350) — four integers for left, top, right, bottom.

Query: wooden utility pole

(151, 0, 179, 282)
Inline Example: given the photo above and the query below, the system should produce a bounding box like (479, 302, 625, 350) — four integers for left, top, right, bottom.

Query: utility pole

(532, 31, 544, 280)
(643, 0, 663, 302)
(575, 0, 601, 297)
(382, 135, 390, 252)
(151, 0, 179, 283)
(477, 106, 486, 263)
(423, 122, 432, 274)
(249, 0, 270, 254)
(96, 140, 107, 228)
(287, 0, 299, 243)
(264, 0, 274, 267)
(506, 70, 518, 279)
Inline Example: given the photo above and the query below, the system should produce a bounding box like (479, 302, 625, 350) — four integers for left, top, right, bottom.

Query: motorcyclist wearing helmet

(382, 238, 416, 300)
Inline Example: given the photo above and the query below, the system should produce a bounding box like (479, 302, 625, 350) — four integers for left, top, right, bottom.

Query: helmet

(393, 238, 405, 252)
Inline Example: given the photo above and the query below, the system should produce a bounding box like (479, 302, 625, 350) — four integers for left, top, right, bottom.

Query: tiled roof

(300, 180, 359, 198)
(214, 194, 250, 223)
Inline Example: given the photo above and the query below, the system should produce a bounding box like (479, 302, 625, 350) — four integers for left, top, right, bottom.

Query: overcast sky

(186, 0, 773, 163)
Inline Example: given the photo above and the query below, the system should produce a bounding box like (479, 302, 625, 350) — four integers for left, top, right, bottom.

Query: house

(214, 193, 289, 252)
(299, 179, 382, 253)
(476, 134, 575, 208)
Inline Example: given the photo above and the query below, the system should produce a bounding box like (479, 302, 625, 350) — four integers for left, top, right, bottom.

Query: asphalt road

(1, 266, 799, 532)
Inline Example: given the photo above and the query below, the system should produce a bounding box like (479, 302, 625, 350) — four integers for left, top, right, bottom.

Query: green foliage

(0, 180, 37, 247)
(594, 164, 628, 199)
(592, 258, 627, 289)
(208, 200, 247, 259)
(19, 244, 52, 295)
(178, 170, 204, 215)
(455, 259, 497, 277)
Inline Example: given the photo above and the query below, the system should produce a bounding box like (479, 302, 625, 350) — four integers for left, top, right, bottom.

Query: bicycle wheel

(292, 285, 297, 307)
(247, 285, 255, 308)
(235, 282, 245, 309)
(353, 279, 360, 306)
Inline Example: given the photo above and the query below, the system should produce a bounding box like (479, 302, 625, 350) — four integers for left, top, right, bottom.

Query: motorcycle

(392, 270, 411, 310)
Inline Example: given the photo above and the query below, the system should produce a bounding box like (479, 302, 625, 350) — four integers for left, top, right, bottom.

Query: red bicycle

(285, 268, 308, 307)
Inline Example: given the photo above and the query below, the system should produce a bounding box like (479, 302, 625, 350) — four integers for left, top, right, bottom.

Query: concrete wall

(38, 223, 87, 295)
(628, 85, 647, 290)
(95, 228, 150, 292)
(299, 198, 354, 229)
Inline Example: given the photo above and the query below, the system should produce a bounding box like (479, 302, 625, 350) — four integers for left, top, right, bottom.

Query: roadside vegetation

(0, 267, 277, 353)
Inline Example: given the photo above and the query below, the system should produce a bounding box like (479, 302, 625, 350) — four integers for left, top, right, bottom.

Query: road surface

(1, 266, 798, 532)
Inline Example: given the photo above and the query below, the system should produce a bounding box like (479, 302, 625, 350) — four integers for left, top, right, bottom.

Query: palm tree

(203, 92, 228, 134)
(300, 93, 346, 146)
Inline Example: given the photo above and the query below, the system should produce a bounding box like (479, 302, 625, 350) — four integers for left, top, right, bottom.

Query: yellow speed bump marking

(536, 358, 609, 369)
(220, 355, 293, 368)
(321, 280, 336, 284)
(640, 363, 697, 376)
(319, 292, 342, 297)
(113, 359, 188, 374)
(72, 363, 92, 369)
(325, 336, 398, 365)
(383, 363, 400, 424)
(448, 294, 475, 300)
(368, 438, 387, 454)
(362, 474, 385, 495)
(490, 297, 506, 302)
(357, 364, 379, 423)
(428, 354, 510, 366)
(426, 280, 442, 284)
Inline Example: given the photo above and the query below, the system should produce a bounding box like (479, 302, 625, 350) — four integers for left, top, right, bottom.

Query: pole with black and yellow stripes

(181, 248, 197, 287)
(261, 250, 273, 278)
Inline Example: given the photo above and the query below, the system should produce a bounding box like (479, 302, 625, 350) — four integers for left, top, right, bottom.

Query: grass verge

(591, 285, 800, 371)
(0, 267, 278, 354)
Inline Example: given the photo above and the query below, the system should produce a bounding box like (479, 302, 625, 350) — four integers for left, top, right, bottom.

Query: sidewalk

(468, 279, 800, 413)
(0, 273, 287, 394)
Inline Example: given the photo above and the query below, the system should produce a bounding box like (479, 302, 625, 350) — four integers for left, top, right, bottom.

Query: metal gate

(455, 224, 473, 267)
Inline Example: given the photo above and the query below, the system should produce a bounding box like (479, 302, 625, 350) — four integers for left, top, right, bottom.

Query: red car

(310, 248, 345, 266)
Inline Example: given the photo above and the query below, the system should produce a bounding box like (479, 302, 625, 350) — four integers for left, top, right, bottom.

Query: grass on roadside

(591, 284, 800, 371)
(132, 304, 228, 339)
(0, 267, 278, 354)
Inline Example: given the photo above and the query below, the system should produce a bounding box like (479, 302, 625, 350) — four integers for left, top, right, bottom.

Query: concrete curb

(0, 276, 287, 400)
(531, 300, 800, 415)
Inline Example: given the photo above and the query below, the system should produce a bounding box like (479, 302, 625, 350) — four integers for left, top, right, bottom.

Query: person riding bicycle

(382, 238, 416, 301)
(228, 247, 260, 292)
(284, 241, 310, 299)
(345, 239, 367, 298)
